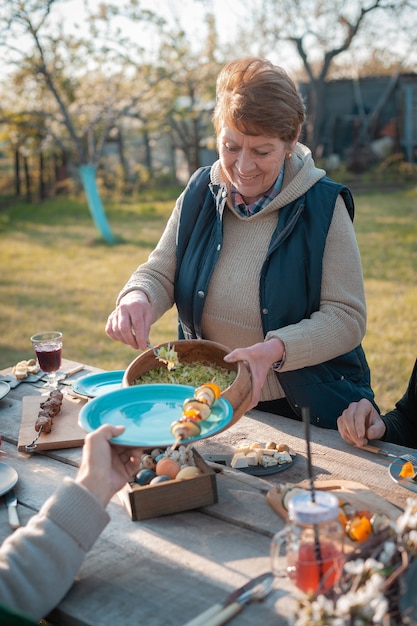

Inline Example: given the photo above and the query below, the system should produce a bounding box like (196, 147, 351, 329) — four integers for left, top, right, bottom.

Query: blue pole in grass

(78, 164, 116, 244)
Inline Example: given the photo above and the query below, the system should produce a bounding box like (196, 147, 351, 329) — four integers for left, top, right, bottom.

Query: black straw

(302, 406, 316, 503)
(302, 406, 323, 583)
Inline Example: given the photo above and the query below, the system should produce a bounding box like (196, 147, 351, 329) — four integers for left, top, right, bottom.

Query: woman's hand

(224, 337, 285, 408)
(105, 291, 153, 350)
(337, 399, 386, 447)
(76, 424, 142, 508)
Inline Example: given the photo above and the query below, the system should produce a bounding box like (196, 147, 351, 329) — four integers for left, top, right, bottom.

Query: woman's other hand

(224, 337, 285, 408)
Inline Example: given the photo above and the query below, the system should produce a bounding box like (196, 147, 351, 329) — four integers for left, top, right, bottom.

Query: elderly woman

(106, 56, 377, 428)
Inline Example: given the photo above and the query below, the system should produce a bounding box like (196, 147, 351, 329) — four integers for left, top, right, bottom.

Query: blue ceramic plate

(78, 384, 233, 447)
(0, 462, 18, 496)
(72, 371, 125, 398)
(389, 457, 417, 494)
(0, 381, 10, 400)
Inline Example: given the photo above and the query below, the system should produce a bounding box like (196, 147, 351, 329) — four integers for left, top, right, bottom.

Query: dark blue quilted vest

(174, 166, 376, 427)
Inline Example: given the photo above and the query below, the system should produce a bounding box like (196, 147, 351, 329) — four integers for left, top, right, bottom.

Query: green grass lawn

(0, 185, 416, 414)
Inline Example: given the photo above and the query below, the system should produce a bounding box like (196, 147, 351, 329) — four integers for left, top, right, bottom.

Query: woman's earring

(287, 152, 292, 159)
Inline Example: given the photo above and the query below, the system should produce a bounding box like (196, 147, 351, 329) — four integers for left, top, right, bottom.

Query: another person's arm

(0, 425, 141, 622)
(337, 398, 385, 446)
(338, 359, 417, 448)
(380, 358, 417, 447)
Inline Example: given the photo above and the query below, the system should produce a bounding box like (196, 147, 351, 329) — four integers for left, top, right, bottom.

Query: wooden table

(0, 359, 415, 626)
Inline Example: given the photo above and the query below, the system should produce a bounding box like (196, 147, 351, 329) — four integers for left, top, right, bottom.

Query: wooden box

(118, 449, 218, 521)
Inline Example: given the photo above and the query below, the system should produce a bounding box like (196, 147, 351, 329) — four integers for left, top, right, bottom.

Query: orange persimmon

(400, 461, 415, 478)
(346, 516, 372, 542)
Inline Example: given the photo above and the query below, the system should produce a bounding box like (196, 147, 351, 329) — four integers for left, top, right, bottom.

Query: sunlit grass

(0, 186, 416, 414)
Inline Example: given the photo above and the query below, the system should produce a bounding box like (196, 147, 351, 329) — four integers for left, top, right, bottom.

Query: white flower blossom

(408, 529, 417, 546)
(380, 540, 396, 564)
(343, 559, 365, 575)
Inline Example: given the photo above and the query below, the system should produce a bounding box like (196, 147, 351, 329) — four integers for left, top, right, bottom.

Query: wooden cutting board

(18, 395, 87, 452)
(267, 479, 401, 524)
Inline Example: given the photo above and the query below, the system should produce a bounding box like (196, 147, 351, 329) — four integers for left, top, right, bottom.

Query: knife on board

(181, 572, 272, 626)
(4, 488, 20, 529)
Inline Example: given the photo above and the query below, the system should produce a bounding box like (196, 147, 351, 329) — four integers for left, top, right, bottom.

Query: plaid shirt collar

(231, 165, 285, 217)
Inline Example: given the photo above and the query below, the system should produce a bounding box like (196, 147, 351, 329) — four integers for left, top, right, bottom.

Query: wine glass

(31, 331, 63, 395)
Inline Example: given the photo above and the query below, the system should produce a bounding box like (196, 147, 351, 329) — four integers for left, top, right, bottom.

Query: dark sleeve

(380, 359, 417, 447)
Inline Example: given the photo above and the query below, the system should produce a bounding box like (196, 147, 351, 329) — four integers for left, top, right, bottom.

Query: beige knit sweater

(118, 143, 367, 402)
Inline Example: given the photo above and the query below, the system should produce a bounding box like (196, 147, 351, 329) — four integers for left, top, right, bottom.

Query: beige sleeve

(116, 198, 182, 321)
(265, 195, 367, 371)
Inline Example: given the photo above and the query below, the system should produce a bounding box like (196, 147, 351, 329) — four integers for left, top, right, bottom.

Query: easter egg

(156, 457, 181, 479)
(150, 475, 171, 485)
(134, 469, 156, 485)
(141, 454, 156, 470)
(176, 466, 202, 480)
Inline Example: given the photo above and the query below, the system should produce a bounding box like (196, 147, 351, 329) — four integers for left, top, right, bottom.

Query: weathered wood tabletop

(0, 359, 415, 626)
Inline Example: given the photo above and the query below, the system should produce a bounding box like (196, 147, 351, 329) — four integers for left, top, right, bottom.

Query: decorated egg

(134, 469, 156, 485)
(141, 454, 156, 470)
(150, 475, 171, 485)
(156, 457, 181, 479)
(176, 466, 202, 480)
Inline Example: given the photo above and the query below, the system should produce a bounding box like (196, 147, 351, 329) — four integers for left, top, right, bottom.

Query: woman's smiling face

(218, 124, 294, 204)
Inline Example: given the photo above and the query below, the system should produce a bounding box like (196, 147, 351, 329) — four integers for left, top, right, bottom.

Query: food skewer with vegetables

(170, 382, 221, 442)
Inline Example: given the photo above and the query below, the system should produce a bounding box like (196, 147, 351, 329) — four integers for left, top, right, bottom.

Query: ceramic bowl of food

(122, 339, 252, 428)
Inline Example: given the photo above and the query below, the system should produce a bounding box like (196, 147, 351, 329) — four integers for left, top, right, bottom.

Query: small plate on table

(0, 462, 18, 496)
(0, 381, 10, 400)
(78, 384, 233, 447)
(388, 457, 417, 493)
(72, 370, 125, 398)
(204, 453, 296, 476)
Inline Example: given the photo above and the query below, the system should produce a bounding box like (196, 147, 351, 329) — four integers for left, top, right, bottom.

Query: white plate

(388, 457, 417, 494)
(0, 381, 10, 400)
(0, 462, 18, 496)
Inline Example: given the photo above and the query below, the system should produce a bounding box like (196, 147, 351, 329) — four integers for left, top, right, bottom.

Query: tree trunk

(116, 128, 129, 184)
(78, 164, 116, 244)
(39, 152, 46, 200)
(142, 130, 153, 179)
(14, 150, 20, 196)
(23, 156, 31, 202)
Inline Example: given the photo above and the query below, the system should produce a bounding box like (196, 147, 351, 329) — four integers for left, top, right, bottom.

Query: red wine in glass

(35, 345, 62, 373)
(30, 331, 63, 394)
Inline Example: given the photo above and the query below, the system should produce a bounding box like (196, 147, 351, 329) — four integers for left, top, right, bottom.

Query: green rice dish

(134, 362, 236, 390)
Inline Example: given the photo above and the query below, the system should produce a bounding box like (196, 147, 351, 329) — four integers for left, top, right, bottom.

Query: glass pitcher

(271, 490, 345, 596)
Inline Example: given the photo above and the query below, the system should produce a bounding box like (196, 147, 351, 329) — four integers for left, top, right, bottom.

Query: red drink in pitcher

(271, 491, 346, 597)
(289, 540, 345, 595)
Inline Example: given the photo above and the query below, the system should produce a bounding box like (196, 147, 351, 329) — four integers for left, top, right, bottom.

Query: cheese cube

(231, 453, 249, 469)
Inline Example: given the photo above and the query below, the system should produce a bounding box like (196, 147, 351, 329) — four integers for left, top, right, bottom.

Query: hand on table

(106, 291, 153, 350)
(76, 424, 142, 508)
(337, 398, 386, 447)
